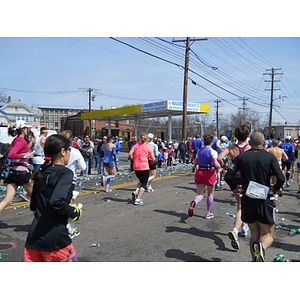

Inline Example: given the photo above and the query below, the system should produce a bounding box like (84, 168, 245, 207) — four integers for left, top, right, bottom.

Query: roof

(81, 100, 210, 121)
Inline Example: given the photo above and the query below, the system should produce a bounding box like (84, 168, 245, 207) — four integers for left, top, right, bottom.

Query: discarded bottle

(273, 254, 285, 261)
(187, 225, 195, 230)
(273, 254, 291, 262)
(0, 253, 8, 259)
(90, 243, 100, 247)
(289, 228, 300, 236)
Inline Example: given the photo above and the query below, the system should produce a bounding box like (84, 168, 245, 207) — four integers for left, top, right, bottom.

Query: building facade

(0, 98, 40, 127)
(61, 113, 135, 142)
(38, 106, 86, 132)
(263, 125, 300, 140)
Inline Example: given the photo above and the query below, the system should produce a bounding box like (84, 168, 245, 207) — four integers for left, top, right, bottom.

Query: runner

(266, 139, 288, 189)
(225, 131, 285, 262)
(279, 136, 295, 187)
(100, 135, 117, 192)
(0, 120, 34, 215)
(129, 132, 155, 205)
(219, 125, 251, 250)
(32, 127, 48, 173)
(188, 133, 220, 219)
(23, 134, 82, 262)
(146, 133, 158, 192)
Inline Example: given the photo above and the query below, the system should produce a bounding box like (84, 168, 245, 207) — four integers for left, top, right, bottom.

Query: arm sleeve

(8, 140, 27, 159)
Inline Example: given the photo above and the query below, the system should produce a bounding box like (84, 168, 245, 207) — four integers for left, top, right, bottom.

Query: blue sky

(1, 2, 299, 126)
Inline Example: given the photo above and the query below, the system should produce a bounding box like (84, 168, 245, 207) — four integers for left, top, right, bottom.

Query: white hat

(147, 133, 155, 139)
(221, 135, 228, 142)
(14, 120, 32, 129)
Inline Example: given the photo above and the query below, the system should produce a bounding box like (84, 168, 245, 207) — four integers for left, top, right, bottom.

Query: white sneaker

(228, 230, 240, 250)
(134, 199, 143, 206)
(239, 224, 249, 237)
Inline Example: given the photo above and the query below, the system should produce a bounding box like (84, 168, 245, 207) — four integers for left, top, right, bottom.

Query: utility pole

(88, 87, 93, 137)
(264, 68, 283, 135)
(239, 97, 249, 122)
(172, 37, 207, 140)
(79, 87, 97, 137)
(214, 99, 221, 138)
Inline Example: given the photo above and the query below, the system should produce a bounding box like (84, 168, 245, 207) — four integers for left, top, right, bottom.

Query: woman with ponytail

(23, 134, 82, 262)
(129, 132, 155, 205)
(0, 120, 34, 215)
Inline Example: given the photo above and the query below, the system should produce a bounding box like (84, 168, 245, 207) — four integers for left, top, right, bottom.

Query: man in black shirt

(225, 131, 285, 262)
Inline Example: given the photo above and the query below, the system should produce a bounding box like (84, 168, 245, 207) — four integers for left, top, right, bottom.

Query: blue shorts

(297, 162, 300, 169)
(103, 162, 115, 168)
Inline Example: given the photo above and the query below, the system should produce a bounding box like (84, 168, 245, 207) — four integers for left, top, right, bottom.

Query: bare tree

(0, 90, 7, 104)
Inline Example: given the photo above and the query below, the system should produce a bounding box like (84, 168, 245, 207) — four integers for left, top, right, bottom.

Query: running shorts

(282, 161, 291, 171)
(241, 196, 276, 225)
(4, 169, 31, 186)
(23, 243, 77, 262)
(195, 169, 216, 186)
(103, 162, 115, 168)
(149, 159, 157, 170)
(134, 170, 150, 190)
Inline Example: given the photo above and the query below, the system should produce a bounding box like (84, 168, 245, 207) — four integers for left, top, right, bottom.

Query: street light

(194, 121, 203, 138)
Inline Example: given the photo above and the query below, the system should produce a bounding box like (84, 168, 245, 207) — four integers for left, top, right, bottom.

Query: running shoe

(215, 185, 222, 191)
(69, 227, 80, 239)
(188, 200, 196, 217)
(297, 188, 300, 194)
(132, 192, 137, 203)
(134, 199, 144, 206)
(285, 182, 290, 187)
(101, 175, 105, 187)
(205, 212, 214, 219)
(228, 230, 240, 250)
(239, 224, 249, 237)
(105, 188, 112, 193)
(251, 242, 265, 262)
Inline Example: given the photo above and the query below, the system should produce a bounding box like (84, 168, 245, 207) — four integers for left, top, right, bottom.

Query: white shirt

(66, 147, 86, 183)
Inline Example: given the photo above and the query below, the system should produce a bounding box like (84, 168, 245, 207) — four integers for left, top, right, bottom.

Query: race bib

(245, 181, 269, 200)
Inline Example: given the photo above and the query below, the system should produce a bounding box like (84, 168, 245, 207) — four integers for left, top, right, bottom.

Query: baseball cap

(14, 120, 32, 129)
(147, 133, 155, 139)
(221, 135, 228, 142)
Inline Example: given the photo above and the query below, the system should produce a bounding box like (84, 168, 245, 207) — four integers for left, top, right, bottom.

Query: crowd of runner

(0, 120, 299, 262)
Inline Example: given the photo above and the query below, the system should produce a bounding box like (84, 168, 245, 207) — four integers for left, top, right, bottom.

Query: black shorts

(134, 170, 150, 190)
(282, 161, 292, 171)
(241, 196, 276, 225)
(4, 169, 32, 186)
(149, 159, 157, 170)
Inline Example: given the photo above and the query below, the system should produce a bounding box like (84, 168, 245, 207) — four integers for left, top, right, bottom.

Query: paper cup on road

(72, 191, 79, 199)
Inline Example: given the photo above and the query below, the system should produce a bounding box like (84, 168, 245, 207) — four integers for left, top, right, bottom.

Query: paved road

(1, 154, 300, 262)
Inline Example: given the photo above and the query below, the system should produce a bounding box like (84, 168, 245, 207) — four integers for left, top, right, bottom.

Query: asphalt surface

(1, 152, 300, 263)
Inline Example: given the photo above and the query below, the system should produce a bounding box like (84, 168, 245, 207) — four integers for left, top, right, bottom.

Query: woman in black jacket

(23, 134, 82, 262)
